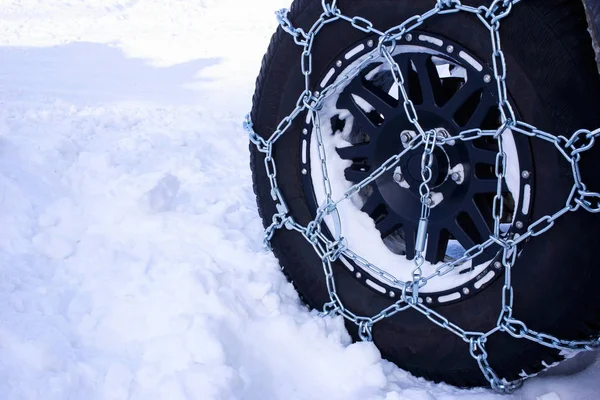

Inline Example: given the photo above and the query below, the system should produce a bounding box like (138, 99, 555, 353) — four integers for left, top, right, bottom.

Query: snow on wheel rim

(300, 32, 534, 302)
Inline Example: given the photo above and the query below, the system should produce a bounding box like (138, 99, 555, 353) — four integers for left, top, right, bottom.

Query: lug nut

(426, 297, 433, 304)
(521, 170, 530, 179)
(393, 172, 404, 183)
(494, 261, 502, 269)
(436, 128, 450, 140)
(515, 221, 524, 229)
(446, 45, 454, 53)
(462, 287, 470, 295)
(451, 172, 461, 182)
(336, 60, 342, 67)
(405, 33, 413, 42)
(484, 74, 492, 83)
(400, 130, 414, 145)
(367, 40, 374, 47)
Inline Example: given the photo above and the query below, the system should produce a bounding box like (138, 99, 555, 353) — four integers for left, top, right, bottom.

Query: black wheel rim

(300, 32, 534, 303)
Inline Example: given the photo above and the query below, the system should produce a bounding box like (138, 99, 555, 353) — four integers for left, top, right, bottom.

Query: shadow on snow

(0, 42, 220, 105)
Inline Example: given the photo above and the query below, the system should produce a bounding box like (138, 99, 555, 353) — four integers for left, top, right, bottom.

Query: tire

(250, 0, 600, 388)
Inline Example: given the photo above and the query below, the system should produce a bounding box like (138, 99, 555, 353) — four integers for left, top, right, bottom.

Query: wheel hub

(402, 137, 449, 188)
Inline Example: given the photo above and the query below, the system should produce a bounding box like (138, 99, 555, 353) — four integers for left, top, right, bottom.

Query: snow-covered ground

(1, 1, 599, 399)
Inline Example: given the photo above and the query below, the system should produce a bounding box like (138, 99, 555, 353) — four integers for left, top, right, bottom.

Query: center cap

(406, 147, 450, 188)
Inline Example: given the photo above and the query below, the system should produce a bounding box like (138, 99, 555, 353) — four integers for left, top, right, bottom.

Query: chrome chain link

(245, 0, 600, 393)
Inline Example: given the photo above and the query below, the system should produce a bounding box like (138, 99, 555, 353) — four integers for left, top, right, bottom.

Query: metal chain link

(245, 0, 600, 393)
(410, 129, 437, 303)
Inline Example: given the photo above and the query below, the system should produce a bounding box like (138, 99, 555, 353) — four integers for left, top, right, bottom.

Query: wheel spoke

(346, 75, 396, 117)
(337, 91, 382, 137)
(449, 202, 502, 268)
(344, 167, 371, 183)
(403, 225, 417, 260)
(448, 221, 478, 256)
(411, 53, 443, 106)
(465, 202, 493, 245)
(472, 177, 508, 195)
(426, 228, 450, 264)
(336, 143, 371, 161)
(394, 54, 414, 100)
(472, 147, 499, 165)
(439, 77, 466, 105)
(448, 203, 499, 266)
(443, 79, 482, 116)
(361, 190, 385, 217)
(464, 96, 496, 128)
(375, 211, 402, 238)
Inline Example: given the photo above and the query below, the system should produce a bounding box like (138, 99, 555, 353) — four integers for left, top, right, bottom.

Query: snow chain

(244, 0, 600, 393)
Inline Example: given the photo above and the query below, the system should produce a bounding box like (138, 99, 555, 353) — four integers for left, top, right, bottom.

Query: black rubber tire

(250, 0, 600, 388)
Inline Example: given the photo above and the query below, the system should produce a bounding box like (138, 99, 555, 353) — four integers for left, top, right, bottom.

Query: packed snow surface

(1, 1, 599, 399)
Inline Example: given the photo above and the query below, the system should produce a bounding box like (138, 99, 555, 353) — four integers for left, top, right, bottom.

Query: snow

(0, 1, 599, 399)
